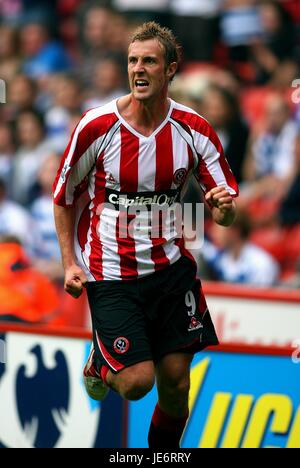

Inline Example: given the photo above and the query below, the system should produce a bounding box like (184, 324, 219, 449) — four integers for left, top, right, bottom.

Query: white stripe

(170, 118, 198, 171)
(170, 123, 193, 189)
(137, 139, 156, 192)
(134, 139, 156, 275)
(102, 125, 122, 191)
(163, 240, 181, 265)
(99, 208, 122, 280)
(135, 227, 156, 277)
(99, 127, 122, 279)
(81, 164, 97, 277)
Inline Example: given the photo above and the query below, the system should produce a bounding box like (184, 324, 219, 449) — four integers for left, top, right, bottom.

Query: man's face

(128, 39, 176, 102)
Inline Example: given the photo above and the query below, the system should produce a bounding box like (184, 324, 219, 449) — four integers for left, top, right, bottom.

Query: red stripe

(196, 156, 220, 198)
(219, 154, 239, 196)
(88, 153, 106, 281)
(151, 124, 175, 270)
(152, 404, 188, 431)
(118, 126, 139, 278)
(155, 124, 174, 190)
(119, 125, 139, 192)
(151, 238, 171, 271)
(116, 214, 139, 279)
(96, 331, 125, 373)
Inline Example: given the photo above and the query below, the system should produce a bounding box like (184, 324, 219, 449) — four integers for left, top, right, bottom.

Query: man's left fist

(205, 186, 234, 213)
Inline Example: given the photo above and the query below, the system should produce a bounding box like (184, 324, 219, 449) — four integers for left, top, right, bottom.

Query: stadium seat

(250, 226, 286, 264)
(240, 87, 273, 128)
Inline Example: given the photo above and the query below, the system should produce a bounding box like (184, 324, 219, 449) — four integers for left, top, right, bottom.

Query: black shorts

(86, 256, 219, 374)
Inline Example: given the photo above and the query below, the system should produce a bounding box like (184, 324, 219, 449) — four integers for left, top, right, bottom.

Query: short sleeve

(53, 113, 101, 207)
(192, 117, 239, 199)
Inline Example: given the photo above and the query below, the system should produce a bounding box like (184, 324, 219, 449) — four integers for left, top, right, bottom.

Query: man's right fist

(64, 265, 88, 299)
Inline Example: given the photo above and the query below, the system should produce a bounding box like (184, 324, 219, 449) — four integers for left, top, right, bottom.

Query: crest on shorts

(113, 337, 130, 354)
(173, 168, 187, 186)
(188, 317, 203, 332)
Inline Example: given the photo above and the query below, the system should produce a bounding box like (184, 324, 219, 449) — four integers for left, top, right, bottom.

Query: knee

(117, 363, 155, 401)
(160, 374, 191, 399)
(121, 374, 155, 401)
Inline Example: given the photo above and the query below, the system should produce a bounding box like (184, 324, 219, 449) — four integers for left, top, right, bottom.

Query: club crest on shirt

(173, 168, 187, 186)
(106, 173, 117, 184)
(113, 337, 130, 354)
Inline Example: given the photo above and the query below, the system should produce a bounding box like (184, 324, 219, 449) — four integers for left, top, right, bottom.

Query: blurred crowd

(0, 0, 300, 325)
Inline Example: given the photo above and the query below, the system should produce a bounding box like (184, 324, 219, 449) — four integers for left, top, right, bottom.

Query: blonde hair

(130, 22, 181, 70)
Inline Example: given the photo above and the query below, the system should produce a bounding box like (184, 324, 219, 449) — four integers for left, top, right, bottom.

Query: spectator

(0, 0, 57, 27)
(0, 123, 14, 190)
(20, 21, 72, 80)
(200, 85, 250, 184)
(68, 110, 82, 135)
(0, 237, 60, 324)
(201, 211, 280, 287)
(78, 5, 115, 86)
(0, 25, 20, 82)
(106, 11, 132, 59)
(280, 134, 300, 226)
(31, 153, 64, 281)
(6, 74, 38, 122)
(57, 0, 83, 58)
(252, 0, 297, 84)
(170, 0, 222, 62)
(12, 110, 53, 205)
(243, 94, 298, 201)
(45, 73, 82, 153)
(83, 58, 127, 111)
(221, 0, 262, 64)
(0, 178, 34, 251)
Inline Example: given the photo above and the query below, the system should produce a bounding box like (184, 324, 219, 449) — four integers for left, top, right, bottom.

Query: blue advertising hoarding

(0, 330, 124, 448)
(1, 326, 299, 449)
(128, 347, 300, 448)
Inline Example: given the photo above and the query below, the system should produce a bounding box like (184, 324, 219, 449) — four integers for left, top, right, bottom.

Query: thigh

(87, 281, 153, 374)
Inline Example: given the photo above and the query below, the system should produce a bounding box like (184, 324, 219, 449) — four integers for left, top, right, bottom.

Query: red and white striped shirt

(53, 99, 238, 281)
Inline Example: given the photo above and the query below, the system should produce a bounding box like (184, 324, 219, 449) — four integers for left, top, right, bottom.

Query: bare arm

(205, 186, 237, 227)
(54, 204, 87, 298)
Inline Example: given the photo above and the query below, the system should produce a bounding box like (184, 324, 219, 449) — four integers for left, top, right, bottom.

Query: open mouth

(135, 80, 149, 89)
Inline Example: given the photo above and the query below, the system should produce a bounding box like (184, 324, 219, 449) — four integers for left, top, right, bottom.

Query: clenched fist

(64, 264, 88, 299)
(205, 186, 236, 226)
